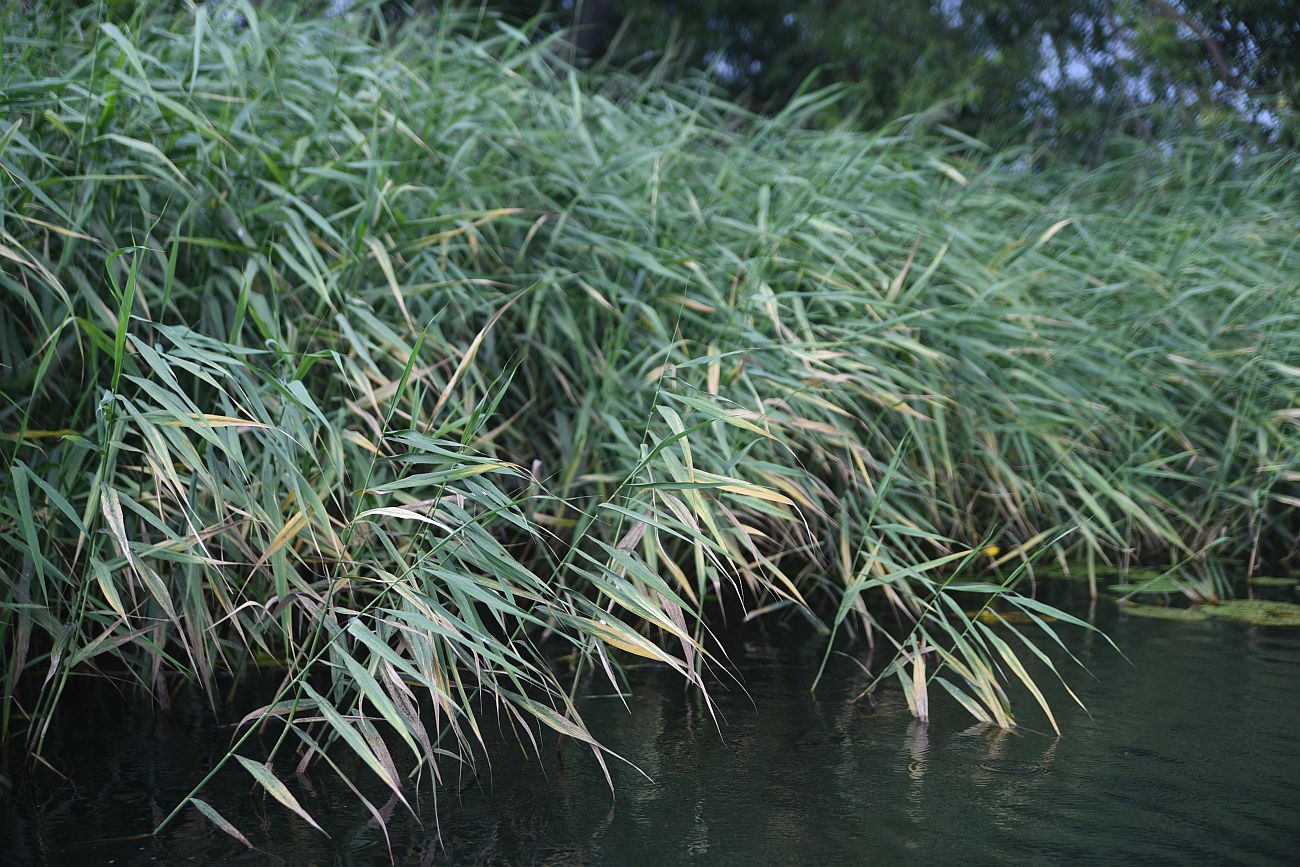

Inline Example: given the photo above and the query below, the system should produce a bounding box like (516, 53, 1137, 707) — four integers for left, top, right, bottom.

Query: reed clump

(2, 1, 1298, 842)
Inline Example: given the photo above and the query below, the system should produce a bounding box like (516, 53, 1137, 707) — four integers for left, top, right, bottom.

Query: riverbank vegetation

(2, 1, 1298, 843)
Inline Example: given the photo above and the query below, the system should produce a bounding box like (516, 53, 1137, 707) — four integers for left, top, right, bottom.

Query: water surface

(4, 586, 1298, 864)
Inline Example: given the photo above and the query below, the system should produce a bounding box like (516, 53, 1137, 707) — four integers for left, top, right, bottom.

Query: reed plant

(2, 0, 1297, 844)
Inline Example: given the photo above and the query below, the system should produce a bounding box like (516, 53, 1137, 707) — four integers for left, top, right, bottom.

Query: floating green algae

(1201, 600, 1300, 626)
(1031, 563, 1132, 582)
(1107, 574, 1183, 594)
(1248, 576, 1298, 588)
(1116, 601, 1209, 621)
(966, 609, 1058, 625)
(252, 651, 288, 668)
(1032, 569, 1096, 582)
(1029, 569, 1102, 582)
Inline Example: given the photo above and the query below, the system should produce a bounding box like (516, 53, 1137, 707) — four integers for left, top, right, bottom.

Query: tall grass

(2, 0, 1298, 844)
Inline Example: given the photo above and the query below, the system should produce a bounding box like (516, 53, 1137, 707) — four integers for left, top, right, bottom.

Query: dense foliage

(2, 0, 1297, 844)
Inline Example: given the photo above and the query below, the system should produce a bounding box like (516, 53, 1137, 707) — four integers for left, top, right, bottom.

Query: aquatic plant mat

(1115, 602, 1210, 622)
(2, 1, 1299, 847)
(1201, 600, 1300, 627)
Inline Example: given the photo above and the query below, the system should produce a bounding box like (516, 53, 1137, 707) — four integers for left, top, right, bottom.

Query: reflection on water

(4, 584, 1299, 865)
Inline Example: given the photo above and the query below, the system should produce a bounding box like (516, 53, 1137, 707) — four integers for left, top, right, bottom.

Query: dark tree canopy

(519, 0, 1298, 147)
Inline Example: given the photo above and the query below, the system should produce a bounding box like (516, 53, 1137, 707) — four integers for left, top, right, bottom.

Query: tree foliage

(532, 0, 1299, 147)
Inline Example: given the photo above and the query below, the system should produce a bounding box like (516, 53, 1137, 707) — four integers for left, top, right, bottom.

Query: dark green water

(4, 586, 1299, 865)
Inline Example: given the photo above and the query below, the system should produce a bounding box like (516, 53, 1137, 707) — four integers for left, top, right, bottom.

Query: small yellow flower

(983, 545, 1001, 557)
